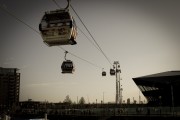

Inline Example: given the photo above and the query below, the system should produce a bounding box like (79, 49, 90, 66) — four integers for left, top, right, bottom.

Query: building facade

(0, 67, 20, 107)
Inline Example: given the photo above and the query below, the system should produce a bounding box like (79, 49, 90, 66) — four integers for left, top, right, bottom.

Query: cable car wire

(0, 4, 103, 69)
(52, 0, 112, 66)
(52, 0, 62, 8)
(51, 0, 113, 66)
(51, 0, 101, 52)
(70, 5, 113, 66)
(0, 4, 40, 35)
(58, 46, 102, 69)
(77, 27, 101, 51)
(50, 0, 103, 68)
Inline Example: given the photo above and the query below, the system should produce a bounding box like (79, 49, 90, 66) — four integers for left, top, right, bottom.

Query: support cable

(0, 4, 102, 69)
(51, 0, 101, 52)
(59, 46, 102, 68)
(70, 5, 113, 66)
(0, 4, 40, 35)
(51, 0, 113, 66)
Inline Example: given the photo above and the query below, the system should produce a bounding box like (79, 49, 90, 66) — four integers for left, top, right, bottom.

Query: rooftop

(134, 71, 180, 79)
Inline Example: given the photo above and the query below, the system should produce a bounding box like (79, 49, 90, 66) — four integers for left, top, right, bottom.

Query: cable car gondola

(102, 71, 106, 76)
(61, 60, 74, 73)
(61, 51, 75, 74)
(102, 68, 106, 76)
(110, 68, 115, 75)
(39, 0, 77, 46)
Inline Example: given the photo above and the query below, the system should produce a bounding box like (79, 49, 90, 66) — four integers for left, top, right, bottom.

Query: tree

(63, 95, 72, 104)
(79, 97, 85, 104)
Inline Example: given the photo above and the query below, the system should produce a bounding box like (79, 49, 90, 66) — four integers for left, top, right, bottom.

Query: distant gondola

(61, 60, 74, 73)
(110, 69, 115, 75)
(102, 71, 106, 76)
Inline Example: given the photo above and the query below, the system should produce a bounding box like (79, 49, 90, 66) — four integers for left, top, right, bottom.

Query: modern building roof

(133, 71, 180, 86)
(132, 71, 180, 106)
(134, 71, 180, 79)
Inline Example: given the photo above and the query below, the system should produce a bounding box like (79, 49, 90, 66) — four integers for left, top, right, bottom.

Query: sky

(0, 0, 180, 103)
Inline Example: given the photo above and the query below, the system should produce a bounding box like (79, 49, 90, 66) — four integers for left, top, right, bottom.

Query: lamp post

(170, 83, 174, 115)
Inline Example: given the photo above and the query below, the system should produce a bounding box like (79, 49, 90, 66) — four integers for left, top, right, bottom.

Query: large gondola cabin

(39, 9, 77, 46)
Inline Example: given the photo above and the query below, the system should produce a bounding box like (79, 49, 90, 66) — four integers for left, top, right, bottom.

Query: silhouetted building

(0, 67, 20, 107)
(133, 71, 180, 106)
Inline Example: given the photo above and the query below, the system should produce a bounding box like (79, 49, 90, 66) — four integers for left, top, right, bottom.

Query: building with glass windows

(133, 71, 180, 106)
(0, 67, 20, 107)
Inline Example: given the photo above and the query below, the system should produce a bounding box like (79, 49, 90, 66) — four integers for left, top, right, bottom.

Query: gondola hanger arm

(64, 51, 68, 60)
(65, 0, 70, 10)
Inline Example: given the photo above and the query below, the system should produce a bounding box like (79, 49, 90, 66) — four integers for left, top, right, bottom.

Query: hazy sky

(0, 0, 180, 103)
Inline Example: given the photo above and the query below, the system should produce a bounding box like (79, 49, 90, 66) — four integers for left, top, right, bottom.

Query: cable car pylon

(113, 61, 122, 104)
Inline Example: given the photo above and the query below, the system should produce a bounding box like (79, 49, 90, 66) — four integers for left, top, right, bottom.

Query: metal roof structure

(133, 71, 180, 106)
(135, 71, 180, 78)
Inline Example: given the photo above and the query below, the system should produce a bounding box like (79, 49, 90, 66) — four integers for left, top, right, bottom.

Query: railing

(17, 107, 180, 117)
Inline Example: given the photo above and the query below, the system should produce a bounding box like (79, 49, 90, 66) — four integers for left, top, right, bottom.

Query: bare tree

(63, 95, 72, 104)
